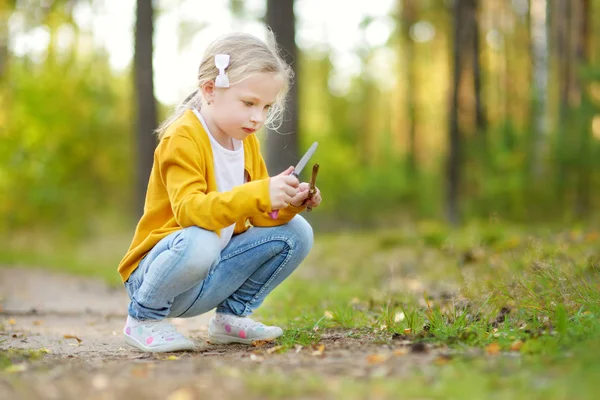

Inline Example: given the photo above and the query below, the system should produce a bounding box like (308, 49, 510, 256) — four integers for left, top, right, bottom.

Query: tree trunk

(472, 0, 486, 137)
(529, 0, 549, 178)
(574, 0, 591, 217)
(265, 0, 298, 176)
(447, 0, 470, 225)
(134, 0, 157, 218)
(401, 0, 418, 176)
(0, 0, 15, 80)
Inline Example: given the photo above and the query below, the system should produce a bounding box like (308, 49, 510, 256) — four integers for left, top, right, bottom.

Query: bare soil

(0, 268, 440, 400)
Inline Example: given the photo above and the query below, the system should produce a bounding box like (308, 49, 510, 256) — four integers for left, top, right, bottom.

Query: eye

(264, 104, 272, 111)
(243, 101, 253, 107)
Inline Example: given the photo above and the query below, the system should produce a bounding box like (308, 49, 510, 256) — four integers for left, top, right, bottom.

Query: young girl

(118, 31, 321, 353)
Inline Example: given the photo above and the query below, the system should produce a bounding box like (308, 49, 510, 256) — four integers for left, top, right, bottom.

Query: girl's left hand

(289, 182, 322, 208)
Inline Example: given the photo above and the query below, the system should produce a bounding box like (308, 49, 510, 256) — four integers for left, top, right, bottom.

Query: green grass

(0, 231, 127, 287)
(3, 220, 600, 398)
(0, 349, 50, 372)
(247, 221, 600, 398)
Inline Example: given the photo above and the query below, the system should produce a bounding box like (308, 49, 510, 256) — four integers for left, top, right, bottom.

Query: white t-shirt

(192, 108, 245, 250)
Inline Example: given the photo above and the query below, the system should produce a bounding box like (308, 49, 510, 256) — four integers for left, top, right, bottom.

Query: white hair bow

(214, 54, 230, 88)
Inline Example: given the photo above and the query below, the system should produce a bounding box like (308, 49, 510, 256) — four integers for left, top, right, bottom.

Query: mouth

(242, 127, 256, 134)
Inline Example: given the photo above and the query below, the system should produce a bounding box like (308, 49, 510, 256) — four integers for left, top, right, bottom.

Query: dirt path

(0, 268, 439, 400)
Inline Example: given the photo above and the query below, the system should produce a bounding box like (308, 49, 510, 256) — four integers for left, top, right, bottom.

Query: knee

(287, 215, 314, 256)
(172, 226, 220, 282)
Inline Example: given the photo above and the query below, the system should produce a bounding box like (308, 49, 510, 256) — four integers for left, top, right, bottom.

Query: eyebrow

(242, 95, 275, 105)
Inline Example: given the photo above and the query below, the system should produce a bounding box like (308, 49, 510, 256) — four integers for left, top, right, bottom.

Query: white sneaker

(123, 316, 195, 353)
(208, 313, 283, 344)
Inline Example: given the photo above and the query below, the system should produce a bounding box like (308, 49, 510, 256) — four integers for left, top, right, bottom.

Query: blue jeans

(125, 215, 313, 320)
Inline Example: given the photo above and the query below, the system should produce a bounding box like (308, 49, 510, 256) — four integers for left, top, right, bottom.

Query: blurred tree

(574, 0, 592, 217)
(472, 0, 486, 139)
(265, 0, 298, 175)
(0, 0, 16, 79)
(399, 0, 418, 175)
(529, 0, 549, 177)
(448, 0, 476, 225)
(134, 0, 157, 218)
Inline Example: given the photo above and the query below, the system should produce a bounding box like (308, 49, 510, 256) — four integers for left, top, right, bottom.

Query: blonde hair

(156, 30, 293, 139)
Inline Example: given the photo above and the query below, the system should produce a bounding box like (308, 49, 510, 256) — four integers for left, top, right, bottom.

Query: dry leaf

(510, 340, 524, 351)
(91, 374, 109, 390)
(486, 342, 501, 355)
(393, 349, 408, 357)
(251, 339, 274, 347)
(131, 366, 149, 378)
(403, 328, 412, 334)
(294, 344, 303, 354)
(311, 343, 325, 356)
(63, 334, 83, 344)
(166, 387, 195, 400)
(434, 354, 452, 365)
(249, 354, 264, 362)
(266, 345, 283, 354)
(8, 318, 16, 325)
(165, 355, 180, 360)
(585, 232, 598, 242)
(366, 354, 387, 365)
(5, 364, 27, 373)
(33, 320, 43, 326)
(324, 310, 334, 319)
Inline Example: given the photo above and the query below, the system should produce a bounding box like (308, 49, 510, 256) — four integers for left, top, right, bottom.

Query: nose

(249, 107, 264, 124)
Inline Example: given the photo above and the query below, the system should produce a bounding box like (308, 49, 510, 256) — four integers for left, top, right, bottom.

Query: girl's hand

(269, 166, 299, 210)
(289, 183, 322, 208)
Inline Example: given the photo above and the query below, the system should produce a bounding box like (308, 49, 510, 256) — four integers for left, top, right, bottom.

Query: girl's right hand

(269, 166, 299, 210)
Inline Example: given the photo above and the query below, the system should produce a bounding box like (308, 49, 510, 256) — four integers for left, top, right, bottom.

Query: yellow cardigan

(118, 109, 304, 282)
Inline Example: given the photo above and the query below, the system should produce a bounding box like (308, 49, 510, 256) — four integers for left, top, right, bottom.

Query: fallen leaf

(434, 354, 453, 365)
(311, 343, 325, 356)
(131, 366, 149, 378)
(5, 364, 27, 373)
(33, 320, 43, 326)
(486, 342, 501, 355)
(403, 328, 412, 334)
(251, 339, 275, 347)
(8, 319, 16, 325)
(91, 374, 109, 390)
(510, 340, 524, 351)
(366, 354, 387, 365)
(165, 355, 180, 360)
(63, 334, 83, 344)
(166, 388, 195, 400)
(585, 231, 598, 242)
(249, 354, 264, 362)
(393, 349, 408, 357)
(324, 310, 334, 319)
(266, 345, 283, 354)
(294, 344, 303, 354)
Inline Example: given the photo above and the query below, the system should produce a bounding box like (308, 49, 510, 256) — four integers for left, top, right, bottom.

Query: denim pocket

(124, 276, 141, 299)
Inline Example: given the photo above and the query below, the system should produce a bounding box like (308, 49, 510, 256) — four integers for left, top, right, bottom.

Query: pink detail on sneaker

(166, 337, 174, 341)
(239, 330, 246, 339)
(146, 336, 154, 345)
(225, 324, 231, 333)
(125, 327, 131, 335)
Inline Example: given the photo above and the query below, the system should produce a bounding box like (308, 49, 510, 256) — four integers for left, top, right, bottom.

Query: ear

(200, 80, 216, 104)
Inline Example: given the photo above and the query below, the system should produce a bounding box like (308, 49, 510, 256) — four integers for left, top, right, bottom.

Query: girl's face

(202, 72, 284, 147)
